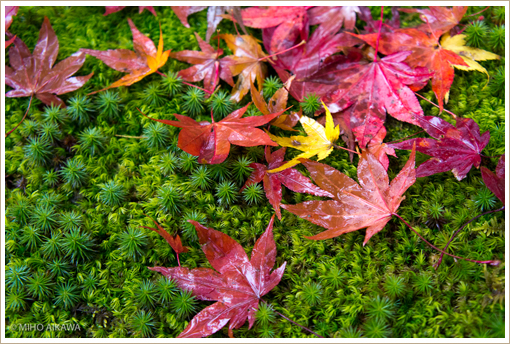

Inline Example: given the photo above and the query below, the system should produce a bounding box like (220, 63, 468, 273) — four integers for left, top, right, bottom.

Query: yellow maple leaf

(267, 103, 339, 173)
(441, 33, 499, 97)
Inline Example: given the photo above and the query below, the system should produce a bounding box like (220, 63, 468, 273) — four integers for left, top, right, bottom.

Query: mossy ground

(4, 6, 506, 338)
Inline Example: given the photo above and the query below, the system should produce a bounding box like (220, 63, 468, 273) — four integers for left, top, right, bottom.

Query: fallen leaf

(143, 103, 284, 164)
(5, 17, 93, 107)
(389, 116, 490, 180)
(141, 215, 188, 255)
(353, 28, 499, 112)
(250, 76, 300, 131)
(241, 6, 311, 53)
(307, 50, 432, 147)
(5, 6, 18, 47)
(358, 6, 401, 33)
(481, 155, 505, 205)
(308, 6, 360, 30)
(241, 146, 334, 219)
(104, 6, 157, 16)
(82, 18, 170, 94)
(149, 215, 286, 338)
(282, 143, 416, 244)
(399, 6, 467, 33)
(170, 32, 234, 95)
(367, 126, 397, 170)
(267, 103, 339, 173)
(219, 34, 269, 102)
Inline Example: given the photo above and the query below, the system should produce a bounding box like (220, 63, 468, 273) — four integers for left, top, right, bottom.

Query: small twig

(393, 213, 500, 266)
(261, 300, 324, 338)
(415, 93, 458, 118)
(465, 6, 491, 18)
(115, 134, 144, 139)
(333, 144, 360, 156)
(5, 95, 33, 138)
(386, 130, 425, 144)
(434, 206, 505, 269)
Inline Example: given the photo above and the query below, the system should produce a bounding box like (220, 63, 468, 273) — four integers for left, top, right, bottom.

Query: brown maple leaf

(81, 18, 170, 95)
(282, 144, 416, 245)
(5, 17, 93, 107)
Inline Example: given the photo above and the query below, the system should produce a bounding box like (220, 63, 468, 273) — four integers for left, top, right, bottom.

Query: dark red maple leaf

(358, 6, 401, 34)
(367, 126, 397, 170)
(142, 103, 284, 164)
(241, 146, 333, 220)
(5, 17, 93, 107)
(306, 50, 432, 147)
(170, 32, 234, 95)
(282, 144, 416, 244)
(389, 116, 490, 181)
(104, 6, 157, 17)
(481, 155, 505, 205)
(149, 215, 286, 338)
(399, 6, 467, 33)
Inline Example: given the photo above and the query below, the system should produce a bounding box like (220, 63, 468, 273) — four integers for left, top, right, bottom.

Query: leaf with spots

(149, 215, 286, 338)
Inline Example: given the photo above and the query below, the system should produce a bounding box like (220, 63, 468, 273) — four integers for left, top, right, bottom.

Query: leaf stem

(393, 213, 500, 266)
(434, 206, 505, 269)
(115, 134, 144, 139)
(259, 40, 306, 62)
(5, 95, 33, 138)
(333, 144, 360, 156)
(260, 300, 324, 338)
(374, 6, 384, 59)
(465, 6, 491, 18)
(415, 93, 458, 118)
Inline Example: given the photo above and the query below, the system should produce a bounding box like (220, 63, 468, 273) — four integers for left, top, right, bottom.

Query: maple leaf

(81, 18, 170, 95)
(389, 116, 490, 181)
(149, 215, 286, 338)
(267, 103, 339, 173)
(143, 103, 284, 164)
(367, 127, 397, 170)
(353, 29, 499, 112)
(308, 6, 360, 31)
(219, 34, 270, 102)
(399, 6, 467, 33)
(171, 6, 244, 42)
(250, 76, 300, 131)
(282, 144, 416, 244)
(358, 6, 401, 34)
(306, 50, 432, 147)
(5, 17, 93, 107)
(241, 6, 311, 53)
(170, 32, 234, 95)
(140, 215, 188, 262)
(5, 6, 18, 48)
(103, 6, 157, 17)
(241, 146, 334, 219)
(481, 156, 505, 205)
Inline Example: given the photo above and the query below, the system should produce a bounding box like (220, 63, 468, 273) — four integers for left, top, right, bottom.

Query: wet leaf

(149, 215, 286, 338)
(481, 156, 505, 205)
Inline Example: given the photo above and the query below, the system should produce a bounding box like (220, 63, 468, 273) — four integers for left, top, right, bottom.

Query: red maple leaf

(282, 144, 416, 245)
(5, 17, 93, 107)
(5, 6, 18, 48)
(367, 126, 397, 170)
(358, 6, 401, 34)
(141, 215, 188, 265)
(481, 155, 505, 205)
(170, 32, 234, 95)
(308, 6, 360, 31)
(149, 215, 286, 338)
(241, 146, 334, 220)
(103, 6, 157, 16)
(143, 103, 284, 164)
(389, 116, 490, 181)
(307, 50, 432, 147)
(399, 6, 467, 33)
(352, 28, 470, 112)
